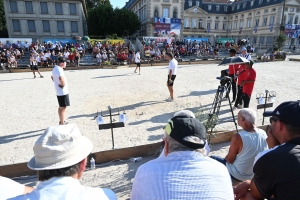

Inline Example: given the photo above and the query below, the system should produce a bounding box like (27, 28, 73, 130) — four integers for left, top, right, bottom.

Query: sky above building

(110, 0, 127, 8)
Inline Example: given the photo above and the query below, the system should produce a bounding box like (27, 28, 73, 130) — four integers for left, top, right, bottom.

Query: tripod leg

(227, 96, 238, 133)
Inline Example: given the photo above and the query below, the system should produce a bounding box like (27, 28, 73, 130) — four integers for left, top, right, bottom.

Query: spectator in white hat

(11, 124, 116, 200)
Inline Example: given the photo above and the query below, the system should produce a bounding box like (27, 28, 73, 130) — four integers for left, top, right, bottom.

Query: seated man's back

(227, 128, 267, 181)
(12, 176, 115, 200)
(131, 151, 233, 200)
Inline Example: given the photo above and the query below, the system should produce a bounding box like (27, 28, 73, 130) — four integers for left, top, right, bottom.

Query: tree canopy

(86, 0, 112, 11)
(274, 32, 288, 51)
(0, 0, 7, 32)
(87, 6, 141, 37)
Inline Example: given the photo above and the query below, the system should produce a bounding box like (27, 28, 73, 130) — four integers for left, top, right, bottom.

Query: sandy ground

(1, 57, 300, 199)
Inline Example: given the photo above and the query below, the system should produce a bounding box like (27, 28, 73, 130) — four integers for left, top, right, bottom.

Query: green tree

(0, 0, 7, 32)
(113, 8, 141, 37)
(86, 0, 111, 11)
(87, 6, 141, 37)
(274, 32, 287, 51)
(87, 5, 114, 36)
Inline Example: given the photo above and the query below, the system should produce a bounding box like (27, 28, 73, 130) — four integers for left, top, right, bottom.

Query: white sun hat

(27, 124, 93, 170)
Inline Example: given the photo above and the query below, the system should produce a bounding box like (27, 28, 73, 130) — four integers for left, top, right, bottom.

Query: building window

(255, 19, 259, 26)
(297, 8, 300, 13)
(25, 1, 33, 13)
(71, 21, 78, 32)
(270, 16, 275, 25)
(216, 17, 219, 19)
(199, 19, 203, 28)
(188, 0, 192, 7)
(234, 22, 237, 29)
(288, 16, 292, 24)
(27, 20, 36, 32)
(237, 4, 240, 10)
(249, 13, 252, 16)
(154, 8, 158, 17)
(12, 19, 20, 31)
(229, 23, 232, 29)
(207, 22, 211, 30)
(224, 6, 228, 12)
(173, 0, 179, 2)
(243, 2, 247, 8)
(163, 0, 169, 2)
(208, 5, 212, 10)
(42, 20, 50, 32)
(264, 9, 268, 13)
(196, 0, 200, 7)
(223, 23, 227, 30)
(215, 22, 219, 30)
(247, 19, 251, 27)
(224, 17, 227, 20)
(192, 18, 196, 28)
(235, 16, 238, 19)
(163, 8, 169, 18)
(259, 36, 264, 44)
(10, 1, 18, 13)
(69, 3, 77, 15)
(267, 0, 270, 3)
(240, 21, 243, 28)
(250, 0, 254, 6)
(184, 18, 189, 27)
(256, 11, 260, 15)
(272, 8, 276, 12)
(216, 6, 220, 12)
(232, 5, 235, 11)
(57, 21, 64, 32)
(40, 2, 48, 14)
(263, 18, 267, 26)
(173, 8, 177, 18)
(295, 16, 299, 24)
(290, 8, 295, 12)
(55, 2, 63, 15)
(259, 0, 263, 5)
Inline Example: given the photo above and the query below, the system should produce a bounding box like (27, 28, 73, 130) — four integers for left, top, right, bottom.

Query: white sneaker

(166, 97, 174, 102)
(237, 105, 243, 109)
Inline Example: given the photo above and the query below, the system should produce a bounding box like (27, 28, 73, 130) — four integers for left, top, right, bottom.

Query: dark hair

(38, 161, 81, 181)
(285, 123, 300, 136)
(166, 52, 173, 59)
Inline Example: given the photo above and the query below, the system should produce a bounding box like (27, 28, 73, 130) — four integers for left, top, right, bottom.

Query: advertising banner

(44, 38, 77, 46)
(142, 37, 175, 43)
(0, 38, 32, 44)
(184, 38, 209, 43)
(218, 38, 235, 44)
(154, 17, 181, 36)
(284, 24, 300, 38)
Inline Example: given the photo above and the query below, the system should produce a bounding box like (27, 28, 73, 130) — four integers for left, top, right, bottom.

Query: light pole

(280, 0, 286, 34)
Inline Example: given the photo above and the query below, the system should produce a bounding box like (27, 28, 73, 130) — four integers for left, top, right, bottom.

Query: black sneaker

(34, 76, 36, 78)
(40, 76, 44, 78)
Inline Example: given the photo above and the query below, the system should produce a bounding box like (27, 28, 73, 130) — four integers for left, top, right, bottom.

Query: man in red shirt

(234, 63, 247, 109)
(241, 60, 256, 108)
(227, 49, 239, 102)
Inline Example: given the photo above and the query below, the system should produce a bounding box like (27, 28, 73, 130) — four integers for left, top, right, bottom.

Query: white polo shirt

(168, 58, 178, 75)
(52, 65, 69, 96)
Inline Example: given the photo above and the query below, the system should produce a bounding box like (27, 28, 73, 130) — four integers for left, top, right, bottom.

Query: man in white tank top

(210, 108, 268, 181)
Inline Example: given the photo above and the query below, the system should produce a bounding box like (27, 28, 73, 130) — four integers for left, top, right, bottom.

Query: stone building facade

(124, 0, 184, 37)
(3, 0, 87, 41)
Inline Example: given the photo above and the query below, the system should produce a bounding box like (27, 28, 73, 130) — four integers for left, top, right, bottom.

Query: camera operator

(225, 49, 239, 102)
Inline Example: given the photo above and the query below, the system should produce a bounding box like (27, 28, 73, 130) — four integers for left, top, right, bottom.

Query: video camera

(220, 76, 232, 86)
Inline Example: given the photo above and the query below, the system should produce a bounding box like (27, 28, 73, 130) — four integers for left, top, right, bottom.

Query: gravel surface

(1, 57, 299, 199)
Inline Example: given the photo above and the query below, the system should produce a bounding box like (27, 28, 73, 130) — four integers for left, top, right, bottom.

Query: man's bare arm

(225, 133, 242, 163)
(58, 76, 65, 87)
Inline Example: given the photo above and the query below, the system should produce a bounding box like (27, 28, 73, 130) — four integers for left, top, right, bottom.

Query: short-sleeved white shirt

(0, 176, 25, 199)
(168, 58, 178, 75)
(135, 52, 140, 63)
(52, 65, 69, 96)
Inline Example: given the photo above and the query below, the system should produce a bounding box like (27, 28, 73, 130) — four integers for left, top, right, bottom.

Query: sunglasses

(269, 116, 286, 124)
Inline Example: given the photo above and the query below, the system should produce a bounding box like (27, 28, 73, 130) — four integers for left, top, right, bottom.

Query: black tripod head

(220, 76, 232, 86)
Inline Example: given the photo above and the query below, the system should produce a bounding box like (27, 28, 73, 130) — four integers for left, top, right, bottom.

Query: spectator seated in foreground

(0, 176, 33, 199)
(210, 108, 268, 181)
(131, 110, 234, 200)
(11, 124, 116, 200)
(234, 101, 300, 200)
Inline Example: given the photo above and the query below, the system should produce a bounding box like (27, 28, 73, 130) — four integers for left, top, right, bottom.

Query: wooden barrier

(0, 125, 268, 178)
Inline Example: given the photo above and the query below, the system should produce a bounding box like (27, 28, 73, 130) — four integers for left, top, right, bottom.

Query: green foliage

(274, 32, 287, 51)
(0, 0, 7, 32)
(87, 6, 141, 37)
(86, 0, 111, 11)
(108, 34, 121, 39)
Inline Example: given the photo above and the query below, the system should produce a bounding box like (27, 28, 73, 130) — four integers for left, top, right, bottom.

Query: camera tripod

(206, 77, 238, 135)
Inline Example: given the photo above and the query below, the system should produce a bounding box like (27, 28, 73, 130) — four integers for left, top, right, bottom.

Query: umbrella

(218, 56, 250, 66)
(82, 36, 90, 41)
